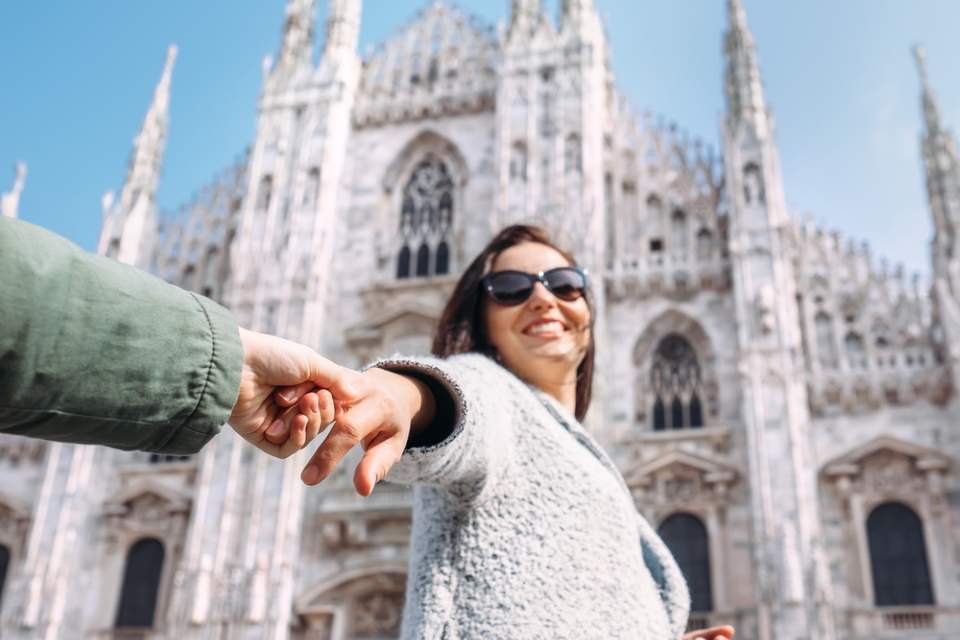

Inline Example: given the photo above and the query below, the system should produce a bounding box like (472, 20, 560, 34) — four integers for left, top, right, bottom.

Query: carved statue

(755, 284, 776, 335)
(1, 161, 27, 218)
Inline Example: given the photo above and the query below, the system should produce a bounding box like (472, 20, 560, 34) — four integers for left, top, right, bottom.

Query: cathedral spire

(914, 46, 960, 274)
(1, 161, 26, 219)
(99, 45, 175, 265)
(724, 0, 768, 135)
(123, 44, 176, 206)
(508, 0, 543, 41)
(277, 0, 317, 69)
(560, 0, 595, 23)
(914, 46, 945, 137)
(321, 0, 361, 61)
(559, 0, 604, 39)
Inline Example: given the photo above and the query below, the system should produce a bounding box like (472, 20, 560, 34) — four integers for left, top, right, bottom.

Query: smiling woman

(284, 225, 739, 639)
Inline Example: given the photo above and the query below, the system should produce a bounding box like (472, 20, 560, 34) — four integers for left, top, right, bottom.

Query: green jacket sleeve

(0, 217, 243, 454)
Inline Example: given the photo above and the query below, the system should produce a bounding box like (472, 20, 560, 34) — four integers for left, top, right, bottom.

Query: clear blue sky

(1, 1, 958, 276)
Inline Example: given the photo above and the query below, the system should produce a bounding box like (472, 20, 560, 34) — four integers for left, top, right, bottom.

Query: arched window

(565, 133, 582, 175)
(646, 194, 664, 232)
(397, 245, 412, 279)
(256, 174, 273, 212)
(653, 397, 666, 430)
(622, 182, 641, 257)
(303, 167, 321, 208)
(743, 163, 765, 205)
(115, 538, 165, 629)
(867, 503, 934, 606)
(0, 544, 9, 607)
(510, 142, 528, 182)
(845, 332, 866, 369)
(436, 241, 450, 275)
(658, 514, 713, 612)
(696, 228, 713, 261)
(416, 243, 430, 277)
(398, 154, 455, 279)
(671, 209, 688, 253)
(650, 334, 703, 430)
(815, 312, 837, 368)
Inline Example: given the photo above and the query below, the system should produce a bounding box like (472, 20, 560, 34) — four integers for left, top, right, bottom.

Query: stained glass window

(651, 334, 703, 430)
(397, 155, 454, 279)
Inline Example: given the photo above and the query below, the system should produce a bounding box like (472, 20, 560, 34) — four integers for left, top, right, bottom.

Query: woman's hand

(681, 625, 735, 640)
(298, 367, 436, 496)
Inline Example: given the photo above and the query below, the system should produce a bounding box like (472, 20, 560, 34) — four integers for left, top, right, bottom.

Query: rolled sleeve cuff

(153, 294, 243, 455)
(367, 355, 469, 486)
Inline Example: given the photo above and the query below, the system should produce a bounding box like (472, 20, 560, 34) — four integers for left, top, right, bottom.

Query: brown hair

(431, 225, 595, 421)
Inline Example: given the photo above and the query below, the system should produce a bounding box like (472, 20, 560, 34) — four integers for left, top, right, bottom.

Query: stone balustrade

(605, 251, 731, 301)
(845, 605, 960, 637)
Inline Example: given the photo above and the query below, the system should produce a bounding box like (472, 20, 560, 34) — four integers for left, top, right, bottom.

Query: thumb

(301, 350, 361, 401)
(353, 433, 406, 497)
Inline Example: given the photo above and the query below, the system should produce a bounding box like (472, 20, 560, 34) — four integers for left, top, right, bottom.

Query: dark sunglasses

(481, 267, 589, 306)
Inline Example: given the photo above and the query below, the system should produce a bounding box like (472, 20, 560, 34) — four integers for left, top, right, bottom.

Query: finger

(273, 412, 308, 458)
(305, 356, 363, 401)
(353, 431, 406, 496)
(274, 381, 316, 407)
(301, 399, 385, 486)
(317, 389, 335, 426)
(264, 412, 291, 445)
(301, 392, 325, 444)
(262, 398, 310, 456)
(263, 397, 309, 446)
(696, 627, 735, 640)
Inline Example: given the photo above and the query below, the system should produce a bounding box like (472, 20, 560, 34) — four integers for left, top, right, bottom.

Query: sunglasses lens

(487, 272, 533, 305)
(545, 268, 587, 301)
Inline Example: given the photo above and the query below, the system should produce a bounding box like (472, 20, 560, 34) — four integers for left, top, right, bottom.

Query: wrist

(364, 367, 436, 433)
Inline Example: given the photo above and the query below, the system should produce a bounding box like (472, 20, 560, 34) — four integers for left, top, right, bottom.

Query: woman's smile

(522, 318, 569, 339)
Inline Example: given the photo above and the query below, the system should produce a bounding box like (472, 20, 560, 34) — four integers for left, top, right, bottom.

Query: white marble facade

(2, 1, 960, 639)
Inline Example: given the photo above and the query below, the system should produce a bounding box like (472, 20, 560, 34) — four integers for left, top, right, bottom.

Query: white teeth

(526, 321, 565, 335)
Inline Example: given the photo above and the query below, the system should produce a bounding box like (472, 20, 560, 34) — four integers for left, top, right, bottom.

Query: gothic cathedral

(1, 1, 959, 639)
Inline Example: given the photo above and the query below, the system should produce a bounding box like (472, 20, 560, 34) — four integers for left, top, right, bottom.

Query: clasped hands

(228, 328, 429, 495)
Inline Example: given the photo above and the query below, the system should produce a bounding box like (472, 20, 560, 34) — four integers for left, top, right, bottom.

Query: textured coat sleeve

(372, 353, 514, 501)
(0, 217, 243, 454)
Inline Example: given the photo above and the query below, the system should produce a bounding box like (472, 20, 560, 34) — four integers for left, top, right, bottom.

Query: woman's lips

(523, 320, 567, 338)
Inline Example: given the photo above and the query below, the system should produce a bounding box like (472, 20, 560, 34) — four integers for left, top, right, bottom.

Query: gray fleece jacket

(379, 352, 690, 639)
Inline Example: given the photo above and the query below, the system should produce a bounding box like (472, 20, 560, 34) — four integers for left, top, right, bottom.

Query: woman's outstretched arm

(294, 353, 514, 498)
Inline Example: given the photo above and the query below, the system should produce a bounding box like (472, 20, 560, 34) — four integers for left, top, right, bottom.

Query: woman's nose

(526, 281, 556, 309)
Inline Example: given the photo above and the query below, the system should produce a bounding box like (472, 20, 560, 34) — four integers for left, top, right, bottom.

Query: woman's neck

(529, 372, 577, 416)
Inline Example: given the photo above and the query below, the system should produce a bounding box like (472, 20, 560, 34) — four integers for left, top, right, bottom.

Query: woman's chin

(523, 339, 584, 364)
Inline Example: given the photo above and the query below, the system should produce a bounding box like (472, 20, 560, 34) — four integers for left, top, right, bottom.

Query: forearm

(0, 217, 242, 453)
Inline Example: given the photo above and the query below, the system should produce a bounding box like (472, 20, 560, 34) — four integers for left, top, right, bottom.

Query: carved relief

(822, 437, 951, 505)
(298, 570, 407, 640)
(352, 591, 404, 636)
(626, 450, 738, 510)
(316, 512, 412, 550)
(103, 482, 191, 544)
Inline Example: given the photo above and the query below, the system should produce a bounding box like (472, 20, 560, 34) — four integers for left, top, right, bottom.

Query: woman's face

(483, 242, 592, 387)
